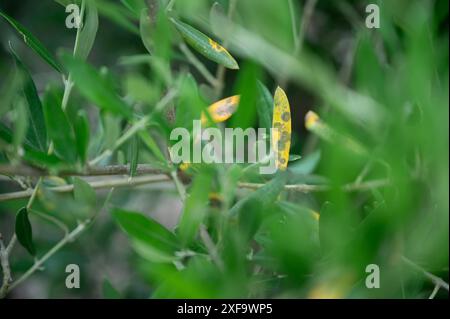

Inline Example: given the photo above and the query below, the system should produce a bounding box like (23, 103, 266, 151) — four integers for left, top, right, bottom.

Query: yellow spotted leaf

(170, 18, 239, 69)
(272, 87, 291, 171)
(201, 95, 240, 124)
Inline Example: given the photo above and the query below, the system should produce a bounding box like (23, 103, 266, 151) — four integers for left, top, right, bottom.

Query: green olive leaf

(15, 207, 36, 256)
(0, 11, 62, 73)
(170, 18, 239, 70)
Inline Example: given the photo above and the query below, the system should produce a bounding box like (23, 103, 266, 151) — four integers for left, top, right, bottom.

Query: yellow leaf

(201, 95, 240, 124)
(272, 87, 291, 171)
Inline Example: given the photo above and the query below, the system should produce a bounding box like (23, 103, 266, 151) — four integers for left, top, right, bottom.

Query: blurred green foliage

(0, 0, 448, 299)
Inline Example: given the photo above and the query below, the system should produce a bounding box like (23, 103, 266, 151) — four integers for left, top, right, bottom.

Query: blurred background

(0, 0, 448, 298)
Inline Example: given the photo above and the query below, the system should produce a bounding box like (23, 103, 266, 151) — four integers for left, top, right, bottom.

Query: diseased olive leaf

(10, 45, 48, 152)
(73, 0, 98, 60)
(170, 18, 239, 70)
(15, 207, 36, 256)
(201, 95, 240, 124)
(0, 11, 62, 73)
(272, 86, 291, 171)
(112, 208, 179, 263)
(74, 110, 90, 164)
(62, 54, 132, 118)
(42, 88, 78, 163)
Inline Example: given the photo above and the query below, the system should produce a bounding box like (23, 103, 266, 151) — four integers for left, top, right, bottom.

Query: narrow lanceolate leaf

(15, 207, 36, 256)
(178, 173, 212, 246)
(74, 110, 90, 164)
(272, 87, 291, 171)
(201, 95, 240, 124)
(73, 0, 99, 60)
(229, 171, 287, 217)
(305, 111, 368, 156)
(139, 8, 153, 54)
(0, 11, 62, 73)
(112, 208, 179, 263)
(10, 46, 48, 152)
(62, 54, 132, 118)
(128, 135, 139, 177)
(257, 82, 274, 131)
(12, 98, 28, 153)
(43, 89, 77, 163)
(170, 18, 239, 70)
(73, 177, 96, 208)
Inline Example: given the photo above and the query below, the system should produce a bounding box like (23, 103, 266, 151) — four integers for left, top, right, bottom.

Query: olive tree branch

(0, 234, 13, 298)
(0, 163, 164, 177)
(0, 174, 171, 202)
(8, 219, 90, 292)
(402, 256, 449, 292)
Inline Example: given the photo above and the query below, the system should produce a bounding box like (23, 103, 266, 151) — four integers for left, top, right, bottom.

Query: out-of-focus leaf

(121, 0, 146, 17)
(175, 73, 207, 130)
(22, 149, 64, 168)
(139, 9, 153, 54)
(15, 207, 36, 256)
(42, 89, 77, 163)
(138, 131, 166, 163)
(12, 98, 28, 153)
(73, 0, 98, 60)
(201, 95, 240, 124)
(264, 202, 320, 284)
(73, 177, 96, 208)
(112, 208, 179, 262)
(209, 2, 227, 37)
(178, 173, 212, 246)
(10, 46, 48, 152)
(0, 70, 24, 117)
(230, 63, 261, 129)
(128, 135, 139, 177)
(62, 54, 132, 118)
(305, 111, 367, 156)
(229, 171, 287, 217)
(170, 18, 239, 70)
(289, 150, 321, 175)
(272, 86, 291, 171)
(96, 0, 139, 34)
(256, 82, 273, 131)
(102, 278, 121, 299)
(74, 110, 90, 164)
(0, 11, 62, 73)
